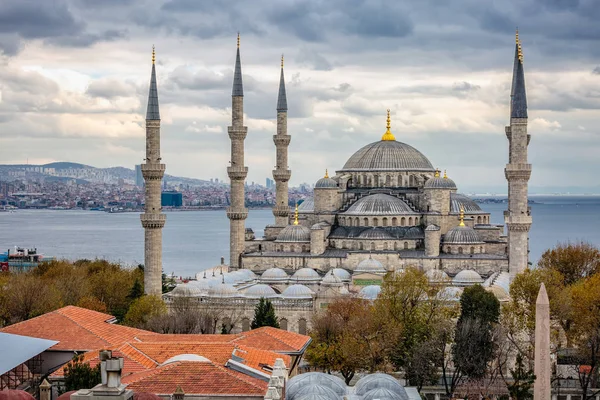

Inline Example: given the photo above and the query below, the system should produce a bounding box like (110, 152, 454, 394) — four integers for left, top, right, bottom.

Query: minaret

(272, 55, 291, 226)
(226, 34, 249, 269)
(141, 46, 166, 295)
(505, 30, 532, 281)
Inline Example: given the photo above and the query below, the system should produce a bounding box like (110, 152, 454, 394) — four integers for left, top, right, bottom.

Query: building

(161, 191, 183, 207)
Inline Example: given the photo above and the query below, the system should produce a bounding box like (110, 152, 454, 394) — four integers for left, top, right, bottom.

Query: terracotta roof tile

(233, 328, 311, 353)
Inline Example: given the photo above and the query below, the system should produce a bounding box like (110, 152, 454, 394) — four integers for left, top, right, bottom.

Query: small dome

(292, 268, 321, 282)
(321, 271, 343, 286)
(341, 140, 435, 172)
(331, 268, 351, 282)
(424, 172, 457, 190)
(437, 286, 464, 301)
(298, 197, 314, 213)
(222, 271, 246, 284)
(188, 278, 211, 292)
(355, 256, 386, 274)
(425, 224, 440, 231)
(358, 227, 394, 239)
(286, 372, 347, 399)
(425, 269, 450, 283)
(292, 384, 339, 400)
(359, 285, 382, 300)
(276, 224, 311, 242)
(486, 285, 509, 301)
(260, 267, 289, 282)
(453, 269, 484, 286)
(345, 194, 415, 216)
(444, 226, 482, 244)
(244, 284, 278, 298)
(282, 284, 314, 299)
(355, 374, 408, 400)
(315, 175, 338, 188)
(208, 281, 239, 297)
(236, 269, 257, 282)
(450, 193, 483, 213)
(169, 283, 203, 297)
(363, 388, 404, 400)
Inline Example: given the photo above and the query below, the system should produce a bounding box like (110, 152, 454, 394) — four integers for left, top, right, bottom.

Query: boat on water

(0, 247, 55, 272)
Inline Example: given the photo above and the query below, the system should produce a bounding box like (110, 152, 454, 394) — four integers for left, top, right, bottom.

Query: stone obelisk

(141, 47, 166, 295)
(534, 283, 550, 400)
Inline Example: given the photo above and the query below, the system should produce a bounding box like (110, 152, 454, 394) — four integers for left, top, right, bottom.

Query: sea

(1, 195, 599, 278)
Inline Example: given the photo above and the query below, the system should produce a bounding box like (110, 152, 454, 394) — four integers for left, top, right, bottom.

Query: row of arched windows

(340, 216, 420, 227)
(350, 173, 425, 188)
(475, 215, 490, 224)
(331, 240, 414, 251)
(444, 246, 485, 255)
(276, 244, 309, 253)
(241, 317, 307, 334)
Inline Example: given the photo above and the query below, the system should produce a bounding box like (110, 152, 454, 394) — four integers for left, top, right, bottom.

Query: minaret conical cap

(276, 54, 287, 112)
(146, 45, 160, 120)
(511, 30, 527, 118)
(232, 33, 244, 96)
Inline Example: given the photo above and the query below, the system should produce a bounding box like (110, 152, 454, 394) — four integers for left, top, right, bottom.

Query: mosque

(144, 33, 532, 334)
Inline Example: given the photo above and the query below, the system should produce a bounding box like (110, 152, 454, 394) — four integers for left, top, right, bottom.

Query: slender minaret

(505, 30, 532, 281)
(534, 283, 551, 400)
(226, 34, 249, 269)
(141, 46, 166, 295)
(272, 55, 291, 226)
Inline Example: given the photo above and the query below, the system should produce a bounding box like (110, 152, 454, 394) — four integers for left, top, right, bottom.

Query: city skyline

(0, 0, 599, 192)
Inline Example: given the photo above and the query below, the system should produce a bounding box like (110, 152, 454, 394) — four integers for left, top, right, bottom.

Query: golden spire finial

(324, 169, 329, 179)
(443, 170, 448, 179)
(293, 203, 299, 225)
(434, 169, 440, 178)
(459, 207, 465, 227)
(152, 45, 155, 65)
(381, 109, 396, 141)
(281, 54, 284, 68)
(237, 32, 240, 48)
(515, 28, 519, 44)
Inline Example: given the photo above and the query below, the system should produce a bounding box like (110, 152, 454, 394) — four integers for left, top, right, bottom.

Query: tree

(127, 279, 144, 301)
(458, 284, 500, 324)
(508, 354, 536, 400)
(251, 298, 279, 329)
(538, 242, 600, 286)
(64, 354, 101, 391)
(124, 295, 167, 328)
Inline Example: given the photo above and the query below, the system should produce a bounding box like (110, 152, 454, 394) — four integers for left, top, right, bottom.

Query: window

(371, 242, 376, 251)
(415, 217, 419, 224)
(408, 217, 413, 225)
(480, 246, 484, 253)
(348, 218, 352, 227)
(383, 242, 388, 250)
(364, 218, 369, 226)
(404, 242, 408, 250)
(290, 245, 295, 252)
(394, 242, 398, 250)
(280, 318, 288, 331)
(302, 245, 307, 252)
(383, 218, 388, 227)
(241, 318, 250, 332)
(458, 247, 463, 254)
(392, 217, 397, 226)
(373, 218, 378, 227)
(401, 217, 406, 226)
(470, 247, 474, 254)
(298, 318, 307, 335)
(359, 242, 364, 250)
(477, 216, 482, 224)
(355, 217, 359, 226)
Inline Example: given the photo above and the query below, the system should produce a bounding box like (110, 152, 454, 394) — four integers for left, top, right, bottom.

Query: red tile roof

(233, 327, 311, 353)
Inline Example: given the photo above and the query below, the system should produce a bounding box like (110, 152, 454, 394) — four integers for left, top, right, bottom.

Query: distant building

(266, 178, 275, 189)
(161, 191, 182, 207)
(135, 165, 143, 187)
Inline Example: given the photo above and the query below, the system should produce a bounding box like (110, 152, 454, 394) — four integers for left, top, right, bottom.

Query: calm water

(1, 196, 599, 277)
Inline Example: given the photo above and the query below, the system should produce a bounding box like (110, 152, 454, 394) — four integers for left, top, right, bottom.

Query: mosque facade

(148, 33, 531, 333)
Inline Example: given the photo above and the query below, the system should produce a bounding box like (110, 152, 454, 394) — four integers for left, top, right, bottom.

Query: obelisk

(534, 283, 550, 400)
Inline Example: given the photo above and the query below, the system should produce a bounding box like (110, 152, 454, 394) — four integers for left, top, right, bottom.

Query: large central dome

(341, 140, 435, 172)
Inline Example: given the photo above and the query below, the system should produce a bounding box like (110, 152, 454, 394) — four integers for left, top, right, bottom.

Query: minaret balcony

(273, 135, 291, 146)
(504, 164, 532, 181)
(226, 207, 248, 220)
(141, 164, 166, 180)
(272, 169, 291, 181)
(273, 205, 290, 217)
(228, 126, 248, 140)
(504, 211, 532, 226)
(140, 213, 166, 229)
(227, 166, 248, 180)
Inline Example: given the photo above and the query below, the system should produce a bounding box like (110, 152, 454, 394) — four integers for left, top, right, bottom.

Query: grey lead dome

(341, 140, 435, 172)
(345, 194, 415, 215)
(444, 225, 482, 244)
(276, 224, 311, 242)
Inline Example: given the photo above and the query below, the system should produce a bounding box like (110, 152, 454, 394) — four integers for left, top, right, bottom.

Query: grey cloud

(86, 79, 136, 99)
(0, 33, 21, 56)
(0, 0, 82, 39)
(452, 82, 481, 93)
(296, 47, 333, 71)
(593, 67, 600, 75)
(46, 29, 127, 48)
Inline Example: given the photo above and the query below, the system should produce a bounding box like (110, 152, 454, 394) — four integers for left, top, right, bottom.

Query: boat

(0, 247, 55, 272)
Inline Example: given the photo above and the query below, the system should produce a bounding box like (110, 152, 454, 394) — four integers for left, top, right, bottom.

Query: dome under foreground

(341, 140, 435, 172)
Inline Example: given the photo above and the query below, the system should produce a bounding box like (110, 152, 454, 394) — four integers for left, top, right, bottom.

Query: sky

(0, 0, 599, 193)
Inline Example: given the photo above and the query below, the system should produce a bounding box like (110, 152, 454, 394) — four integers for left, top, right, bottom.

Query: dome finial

(443, 170, 448, 179)
(281, 54, 284, 68)
(515, 27, 519, 44)
(381, 109, 395, 141)
(434, 169, 440, 178)
(152, 45, 155, 65)
(324, 169, 329, 178)
(293, 203, 299, 225)
(459, 207, 465, 227)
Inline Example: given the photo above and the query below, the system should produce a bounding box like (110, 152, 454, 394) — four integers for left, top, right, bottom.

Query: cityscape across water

(1, 195, 599, 278)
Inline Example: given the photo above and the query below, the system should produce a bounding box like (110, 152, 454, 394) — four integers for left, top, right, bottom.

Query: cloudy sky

(0, 0, 599, 193)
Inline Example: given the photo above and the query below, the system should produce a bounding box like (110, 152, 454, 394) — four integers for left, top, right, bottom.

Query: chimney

(220, 256, 225, 265)
(39, 379, 52, 400)
(72, 351, 133, 400)
(173, 386, 185, 400)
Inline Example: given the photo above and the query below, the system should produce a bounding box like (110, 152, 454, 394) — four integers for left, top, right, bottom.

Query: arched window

(290, 245, 295, 252)
(477, 216, 481, 224)
(458, 247, 463, 254)
(359, 242, 364, 250)
(331, 241, 336, 248)
(392, 217, 397, 226)
(364, 218, 369, 226)
(355, 217, 359, 226)
(470, 247, 474, 254)
(383, 217, 388, 227)
(353, 242, 358, 250)
(280, 318, 288, 331)
(298, 318, 307, 335)
(385, 175, 391, 186)
(383, 242, 388, 250)
(415, 217, 419, 225)
(401, 217, 406, 226)
(348, 218, 352, 227)
(371, 242, 376, 251)
(279, 245, 284, 252)
(394, 242, 398, 250)
(480, 246, 484, 253)
(241, 318, 250, 332)
(446, 247, 451, 253)
(302, 245, 307, 252)
(222, 317, 232, 333)
(373, 218, 378, 227)
(341, 241, 346, 249)
(404, 242, 408, 250)
(408, 217, 413, 225)
(505, 246, 508, 254)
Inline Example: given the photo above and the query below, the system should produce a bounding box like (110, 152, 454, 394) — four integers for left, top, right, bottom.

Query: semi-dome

(291, 268, 321, 282)
(425, 171, 457, 190)
(341, 140, 435, 172)
(276, 224, 311, 242)
(282, 284, 314, 299)
(358, 227, 394, 239)
(244, 284, 278, 298)
(450, 193, 484, 213)
(331, 268, 351, 282)
(453, 269, 484, 286)
(260, 267, 289, 282)
(425, 269, 450, 283)
(355, 256, 387, 274)
(298, 197, 314, 213)
(359, 285, 382, 300)
(444, 225, 482, 244)
(345, 194, 415, 216)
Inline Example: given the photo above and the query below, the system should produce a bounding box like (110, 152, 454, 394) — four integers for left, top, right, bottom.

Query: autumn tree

(124, 295, 167, 328)
(538, 242, 600, 286)
(251, 298, 279, 329)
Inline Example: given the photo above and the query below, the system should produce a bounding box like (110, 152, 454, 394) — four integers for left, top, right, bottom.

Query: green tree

(538, 242, 600, 286)
(508, 354, 536, 400)
(458, 284, 500, 324)
(251, 298, 279, 329)
(127, 279, 144, 301)
(124, 295, 167, 328)
(64, 354, 101, 391)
